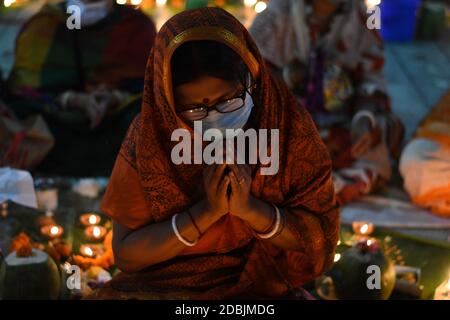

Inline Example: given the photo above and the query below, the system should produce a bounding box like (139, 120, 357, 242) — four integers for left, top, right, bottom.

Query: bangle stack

(172, 213, 198, 247)
(255, 204, 286, 240)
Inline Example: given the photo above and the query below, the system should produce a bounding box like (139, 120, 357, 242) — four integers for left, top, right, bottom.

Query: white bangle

(351, 110, 377, 130)
(255, 205, 282, 239)
(172, 213, 198, 247)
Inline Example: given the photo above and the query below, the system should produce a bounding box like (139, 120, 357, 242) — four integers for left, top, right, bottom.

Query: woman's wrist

(242, 197, 275, 233)
(197, 199, 227, 219)
(186, 200, 225, 233)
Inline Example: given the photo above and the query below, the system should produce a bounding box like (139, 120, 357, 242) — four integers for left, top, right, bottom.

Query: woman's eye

(187, 107, 203, 112)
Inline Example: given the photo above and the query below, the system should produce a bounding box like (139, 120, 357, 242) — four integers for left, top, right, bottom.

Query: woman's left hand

(228, 164, 256, 219)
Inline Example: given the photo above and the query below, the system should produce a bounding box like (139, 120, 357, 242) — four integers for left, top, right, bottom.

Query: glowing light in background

(84, 247, 94, 257)
(254, 1, 267, 13)
(50, 226, 60, 236)
(93, 226, 101, 238)
(360, 223, 369, 235)
(365, 0, 381, 8)
(116, 0, 127, 4)
(156, 0, 167, 7)
(88, 214, 98, 225)
(334, 253, 341, 263)
(244, 0, 257, 7)
(130, 0, 142, 5)
(4, 0, 16, 8)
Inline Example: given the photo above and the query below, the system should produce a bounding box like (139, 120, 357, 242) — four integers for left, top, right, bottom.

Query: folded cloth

(0, 167, 37, 208)
(400, 138, 450, 217)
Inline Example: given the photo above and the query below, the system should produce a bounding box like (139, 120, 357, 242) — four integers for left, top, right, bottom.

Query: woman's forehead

(174, 77, 240, 106)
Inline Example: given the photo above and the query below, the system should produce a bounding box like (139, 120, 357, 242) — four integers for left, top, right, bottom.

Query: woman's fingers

(217, 174, 230, 198)
(243, 164, 252, 177)
(229, 169, 241, 194)
(211, 163, 227, 192)
(229, 164, 240, 179)
(203, 164, 214, 183)
(238, 164, 251, 181)
(229, 164, 251, 187)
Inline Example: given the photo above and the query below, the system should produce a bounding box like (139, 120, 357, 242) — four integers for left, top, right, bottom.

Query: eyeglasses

(177, 87, 250, 122)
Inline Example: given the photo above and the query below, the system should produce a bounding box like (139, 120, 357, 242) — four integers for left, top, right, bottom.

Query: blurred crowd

(0, 0, 449, 217)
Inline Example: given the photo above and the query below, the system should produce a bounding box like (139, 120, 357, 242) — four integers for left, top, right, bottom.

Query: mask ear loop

(239, 71, 257, 100)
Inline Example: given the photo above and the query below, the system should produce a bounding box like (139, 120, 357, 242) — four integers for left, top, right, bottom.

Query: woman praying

(97, 7, 339, 299)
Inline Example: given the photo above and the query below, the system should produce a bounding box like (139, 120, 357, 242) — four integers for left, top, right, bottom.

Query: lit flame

(130, 0, 142, 5)
(88, 215, 98, 225)
(50, 226, 59, 235)
(84, 247, 94, 257)
(116, 0, 127, 4)
(334, 253, 341, 263)
(360, 224, 369, 235)
(366, 239, 373, 246)
(93, 226, 101, 238)
(244, 0, 257, 7)
(156, 0, 167, 7)
(254, 1, 267, 13)
(337, 240, 341, 246)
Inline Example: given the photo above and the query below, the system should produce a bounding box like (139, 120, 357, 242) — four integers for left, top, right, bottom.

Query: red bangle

(187, 208, 202, 237)
(259, 204, 277, 234)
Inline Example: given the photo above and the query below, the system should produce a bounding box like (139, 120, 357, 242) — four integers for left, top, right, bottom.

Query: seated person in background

(95, 8, 339, 299)
(6, 0, 156, 176)
(400, 90, 450, 218)
(250, 0, 404, 204)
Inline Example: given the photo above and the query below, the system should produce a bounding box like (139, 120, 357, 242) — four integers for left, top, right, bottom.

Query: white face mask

(198, 91, 254, 136)
(67, 0, 109, 27)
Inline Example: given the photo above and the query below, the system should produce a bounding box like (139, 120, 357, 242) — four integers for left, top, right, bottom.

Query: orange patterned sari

(97, 7, 339, 300)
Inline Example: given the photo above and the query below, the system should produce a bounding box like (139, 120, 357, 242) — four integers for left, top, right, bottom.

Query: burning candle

(80, 245, 95, 257)
(352, 221, 374, 237)
(85, 225, 107, 241)
(93, 226, 101, 238)
(40, 224, 64, 239)
(80, 213, 101, 226)
(79, 244, 104, 258)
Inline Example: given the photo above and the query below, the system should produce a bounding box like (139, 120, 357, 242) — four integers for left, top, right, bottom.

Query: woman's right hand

(203, 164, 230, 217)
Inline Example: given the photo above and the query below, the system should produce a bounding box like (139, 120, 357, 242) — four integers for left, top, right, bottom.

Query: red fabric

(99, 7, 339, 299)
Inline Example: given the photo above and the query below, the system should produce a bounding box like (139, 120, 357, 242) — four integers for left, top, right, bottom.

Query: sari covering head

(99, 7, 339, 299)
